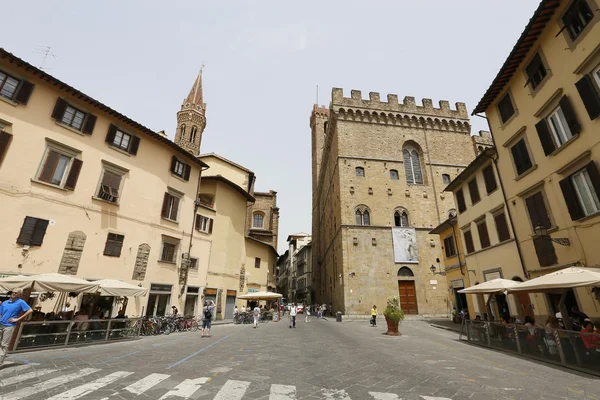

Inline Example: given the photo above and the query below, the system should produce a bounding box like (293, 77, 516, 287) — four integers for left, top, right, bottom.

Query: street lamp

(533, 224, 570, 246)
(430, 263, 446, 276)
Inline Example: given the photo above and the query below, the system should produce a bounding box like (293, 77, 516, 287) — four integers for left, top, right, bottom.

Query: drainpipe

(474, 114, 529, 279)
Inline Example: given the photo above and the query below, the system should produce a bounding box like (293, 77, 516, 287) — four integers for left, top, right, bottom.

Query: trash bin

(336, 311, 342, 322)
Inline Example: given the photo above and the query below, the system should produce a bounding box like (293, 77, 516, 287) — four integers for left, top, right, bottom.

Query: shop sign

(186, 286, 199, 294)
(150, 284, 172, 293)
(451, 279, 465, 289)
(205, 288, 217, 295)
(226, 290, 237, 297)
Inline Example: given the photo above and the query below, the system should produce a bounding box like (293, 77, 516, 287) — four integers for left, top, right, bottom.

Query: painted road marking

(124, 373, 171, 395)
(322, 388, 352, 399)
(158, 377, 210, 399)
(46, 371, 134, 400)
(0, 368, 99, 400)
(0, 368, 57, 386)
(270, 384, 297, 399)
(420, 396, 452, 400)
(213, 380, 251, 400)
(0, 363, 40, 378)
(369, 393, 401, 399)
(166, 334, 232, 369)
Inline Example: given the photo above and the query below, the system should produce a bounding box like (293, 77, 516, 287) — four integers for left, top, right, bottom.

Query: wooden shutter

(170, 156, 177, 173)
(39, 150, 60, 183)
(535, 119, 556, 156)
(477, 221, 491, 248)
(0, 131, 13, 165)
(81, 114, 97, 135)
(533, 236, 557, 267)
(559, 175, 585, 221)
(559, 95, 581, 135)
(171, 196, 180, 220)
(161, 193, 170, 218)
(14, 80, 34, 105)
(468, 179, 480, 203)
(17, 216, 37, 245)
(483, 165, 497, 193)
(105, 124, 117, 144)
(64, 159, 83, 190)
(208, 218, 214, 233)
(575, 74, 600, 120)
(183, 164, 191, 181)
(585, 161, 600, 200)
(525, 192, 552, 228)
(51, 98, 68, 121)
(104, 233, 115, 256)
(129, 136, 140, 155)
(114, 234, 124, 257)
(494, 212, 511, 242)
(463, 230, 475, 254)
(30, 218, 49, 246)
(456, 189, 466, 213)
(195, 214, 201, 230)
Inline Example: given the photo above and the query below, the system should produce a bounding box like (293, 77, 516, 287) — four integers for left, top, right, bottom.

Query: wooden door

(398, 280, 418, 315)
(516, 292, 534, 319)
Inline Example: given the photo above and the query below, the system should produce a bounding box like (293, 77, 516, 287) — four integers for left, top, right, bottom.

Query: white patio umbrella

(237, 291, 283, 300)
(507, 266, 600, 293)
(0, 273, 100, 293)
(93, 279, 148, 297)
(458, 278, 522, 294)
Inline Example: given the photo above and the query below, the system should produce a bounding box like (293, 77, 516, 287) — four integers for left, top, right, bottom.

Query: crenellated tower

(175, 70, 207, 155)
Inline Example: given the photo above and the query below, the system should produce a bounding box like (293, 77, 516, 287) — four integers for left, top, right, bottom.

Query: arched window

(190, 126, 198, 143)
(394, 210, 409, 227)
(324, 121, 328, 134)
(363, 210, 370, 226)
(390, 169, 399, 180)
(355, 206, 371, 226)
(398, 267, 414, 277)
(253, 213, 264, 228)
(355, 167, 365, 177)
(442, 174, 451, 185)
(355, 209, 362, 225)
(403, 144, 423, 184)
(180, 124, 186, 140)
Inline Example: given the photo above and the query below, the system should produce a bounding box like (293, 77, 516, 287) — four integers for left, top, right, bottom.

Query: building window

(161, 192, 181, 222)
(456, 189, 467, 213)
(476, 219, 491, 249)
(195, 214, 214, 233)
(560, 162, 600, 220)
(160, 237, 179, 263)
(355, 206, 371, 226)
(0, 70, 20, 100)
(563, 0, 594, 41)
(482, 165, 497, 194)
(525, 53, 547, 90)
(497, 92, 515, 123)
(105, 125, 140, 155)
(36, 142, 82, 190)
(510, 138, 533, 176)
(403, 146, 423, 184)
(62, 105, 86, 131)
(463, 229, 475, 254)
(189, 257, 198, 270)
(525, 191, 552, 231)
(442, 174, 451, 185)
(390, 169, 399, 180)
(103, 233, 124, 257)
(0, 131, 12, 167)
(16, 216, 49, 246)
(536, 97, 581, 156)
(180, 124, 186, 140)
(324, 121, 328, 134)
(468, 178, 480, 204)
(394, 210, 409, 227)
(255, 257, 261, 269)
(443, 235, 457, 258)
(494, 211, 511, 242)
(170, 156, 191, 181)
(190, 126, 197, 143)
(355, 167, 365, 177)
(253, 213, 264, 228)
(575, 70, 600, 120)
(96, 163, 126, 204)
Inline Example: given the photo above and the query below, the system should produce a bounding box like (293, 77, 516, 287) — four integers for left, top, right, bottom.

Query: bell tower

(175, 70, 206, 155)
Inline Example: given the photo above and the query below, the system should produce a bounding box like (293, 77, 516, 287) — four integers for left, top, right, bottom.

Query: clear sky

(3, 0, 540, 252)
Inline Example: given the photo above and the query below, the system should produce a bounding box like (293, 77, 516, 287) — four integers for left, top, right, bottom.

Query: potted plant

(383, 295, 404, 336)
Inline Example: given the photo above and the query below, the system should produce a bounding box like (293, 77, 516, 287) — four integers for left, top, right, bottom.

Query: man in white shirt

(253, 305, 261, 329)
(289, 303, 297, 329)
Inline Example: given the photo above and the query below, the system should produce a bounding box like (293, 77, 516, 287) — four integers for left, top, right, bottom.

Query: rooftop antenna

(33, 46, 56, 71)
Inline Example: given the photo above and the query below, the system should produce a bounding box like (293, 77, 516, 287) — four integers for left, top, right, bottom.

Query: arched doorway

(397, 267, 418, 315)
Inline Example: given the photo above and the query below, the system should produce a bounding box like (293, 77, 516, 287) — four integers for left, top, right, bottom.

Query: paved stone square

(0, 319, 598, 399)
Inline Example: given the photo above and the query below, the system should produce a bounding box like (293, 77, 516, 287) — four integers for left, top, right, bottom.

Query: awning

(507, 266, 600, 293)
(93, 279, 148, 297)
(458, 278, 522, 294)
(0, 273, 100, 293)
(237, 291, 283, 300)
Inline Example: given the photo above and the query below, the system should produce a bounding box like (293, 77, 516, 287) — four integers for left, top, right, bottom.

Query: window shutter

(559, 95, 581, 135)
(195, 214, 201, 230)
(463, 230, 475, 253)
(477, 222, 491, 248)
(17, 216, 37, 245)
(14, 80, 34, 105)
(81, 114, 97, 135)
(114, 234, 124, 257)
(559, 177, 584, 221)
(51, 98, 68, 121)
(64, 159, 83, 190)
(456, 189, 466, 213)
(183, 164, 191, 181)
(170, 156, 177, 173)
(575, 74, 600, 120)
(468, 179, 480, 203)
(0, 131, 13, 165)
(494, 212, 511, 242)
(171, 196, 180, 220)
(483, 165, 497, 193)
(585, 161, 600, 199)
(39, 150, 60, 183)
(533, 236, 557, 267)
(105, 124, 117, 144)
(30, 219, 49, 246)
(104, 233, 115, 256)
(129, 136, 140, 155)
(209, 218, 214, 234)
(535, 119, 556, 156)
(161, 193, 170, 218)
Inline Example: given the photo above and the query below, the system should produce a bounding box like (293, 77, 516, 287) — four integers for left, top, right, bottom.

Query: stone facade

(246, 190, 279, 248)
(311, 88, 477, 316)
(57, 231, 86, 275)
(174, 72, 206, 156)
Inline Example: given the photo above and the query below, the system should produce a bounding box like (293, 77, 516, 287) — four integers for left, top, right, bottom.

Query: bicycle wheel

(190, 320, 199, 332)
(163, 324, 171, 335)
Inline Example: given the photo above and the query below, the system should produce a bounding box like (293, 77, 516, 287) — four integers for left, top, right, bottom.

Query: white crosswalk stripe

(270, 384, 297, 399)
(0, 367, 99, 400)
(0, 363, 39, 378)
(369, 393, 401, 400)
(46, 371, 134, 400)
(124, 372, 171, 395)
(322, 388, 352, 399)
(213, 380, 251, 400)
(158, 377, 210, 399)
(0, 368, 57, 386)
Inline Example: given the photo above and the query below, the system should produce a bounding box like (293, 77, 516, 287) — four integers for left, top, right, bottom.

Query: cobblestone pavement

(0, 318, 598, 399)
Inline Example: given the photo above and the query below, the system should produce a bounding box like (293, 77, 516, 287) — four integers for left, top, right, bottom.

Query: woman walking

(370, 305, 377, 327)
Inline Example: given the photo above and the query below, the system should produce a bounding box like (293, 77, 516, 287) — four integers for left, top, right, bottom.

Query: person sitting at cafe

(570, 306, 589, 325)
(581, 319, 598, 350)
(545, 316, 560, 333)
(73, 310, 89, 330)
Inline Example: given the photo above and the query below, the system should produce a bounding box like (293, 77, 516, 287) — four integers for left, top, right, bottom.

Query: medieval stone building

(311, 88, 477, 316)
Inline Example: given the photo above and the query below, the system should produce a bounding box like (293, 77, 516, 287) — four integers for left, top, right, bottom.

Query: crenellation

(369, 92, 380, 103)
(421, 98, 433, 110)
(439, 100, 450, 112)
(351, 89, 362, 100)
(403, 96, 416, 108)
(387, 94, 398, 104)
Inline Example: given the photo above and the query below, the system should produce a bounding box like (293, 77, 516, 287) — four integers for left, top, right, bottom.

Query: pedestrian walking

(289, 302, 297, 328)
(317, 306, 322, 319)
(370, 305, 377, 327)
(0, 289, 33, 367)
(253, 304, 261, 328)
(201, 301, 214, 338)
(305, 307, 310, 323)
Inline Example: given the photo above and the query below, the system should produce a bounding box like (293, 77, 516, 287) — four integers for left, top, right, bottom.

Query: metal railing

(13, 318, 141, 352)
(460, 320, 600, 375)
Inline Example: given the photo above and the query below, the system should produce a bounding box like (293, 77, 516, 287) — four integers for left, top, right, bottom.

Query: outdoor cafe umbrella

(93, 279, 148, 297)
(0, 273, 100, 293)
(506, 266, 600, 293)
(457, 278, 522, 294)
(237, 291, 283, 300)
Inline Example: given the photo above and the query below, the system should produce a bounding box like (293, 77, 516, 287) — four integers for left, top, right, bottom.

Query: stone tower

(175, 71, 206, 155)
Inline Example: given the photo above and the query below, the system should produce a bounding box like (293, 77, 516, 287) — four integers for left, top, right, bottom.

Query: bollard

(336, 311, 342, 322)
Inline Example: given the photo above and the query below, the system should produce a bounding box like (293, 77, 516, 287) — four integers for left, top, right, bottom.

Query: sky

(3, 0, 540, 253)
